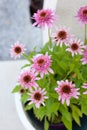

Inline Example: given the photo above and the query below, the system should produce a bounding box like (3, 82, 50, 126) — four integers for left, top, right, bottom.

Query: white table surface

(0, 60, 26, 130)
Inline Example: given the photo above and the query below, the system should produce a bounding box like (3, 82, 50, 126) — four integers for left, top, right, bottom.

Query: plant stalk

(84, 24, 87, 44)
(48, 29, 52, 48)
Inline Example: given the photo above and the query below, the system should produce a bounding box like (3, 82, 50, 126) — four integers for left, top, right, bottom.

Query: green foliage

(23, 51, 36, 63)
(21, 64, 30, 69)
(21, 93, 29, 103)
(44, 117, 49, 130)
(60, 105, 72, 130)
(45, 99, 60, 120)
(81, 95, 87, 115)
(12, 85, 22, 93)
(24, 104, 34, 111)
(71, 105, 82, 126)
(12, 41, 87, 130)
(34, 106, 47, 121)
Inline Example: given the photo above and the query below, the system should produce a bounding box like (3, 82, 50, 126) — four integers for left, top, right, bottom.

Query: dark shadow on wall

(29, 0, 44, 24)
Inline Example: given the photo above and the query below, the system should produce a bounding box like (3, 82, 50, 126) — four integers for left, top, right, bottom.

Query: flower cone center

(62, 85, 71, 94)
(20, 89, 25, 93)
(23, 75, 31, 83)
(37, 59, 45, 66)
(83, 9, 87, 16)
(58, 31, 67, 40)
(71, 43, 79, 50)
(14, 46, 22, 53)
(40, 12, 46, 17)
(34, 92, 42, 101)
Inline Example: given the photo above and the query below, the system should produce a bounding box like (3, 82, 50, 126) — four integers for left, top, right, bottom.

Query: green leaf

(74, 69, 84, 81)
(62, 116, 72, 130)
(23, 51, 35, 62)
(24, 104, 34, 110)
(40, 42, 50, 53)
(60, 105, 72, 130)
(12, 85, 22, 93)
(49, 93, 58, 99)
(34, 106, 46, 121)
(60, 105, 71, 122)
(71, 105, 82, 126)
(21, 93, 29, 103)
(46, 102, 60, 118)
(21, 64, 30, 69)
(44, 117, 49, 130)
(81, 96, 87, 115)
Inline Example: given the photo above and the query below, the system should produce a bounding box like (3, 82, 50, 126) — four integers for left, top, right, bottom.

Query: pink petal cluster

(55, 80, 80, 106)
(76, 6, 87, 24)
(81, 46, 87, 64)
(52, 27, 73, 47)
(66, 39, 84, 56)
(10, 41, 26, 59)
(31, 53, 54, 78)
(29, 87, 48, 108)
(18, 70, 39, 89)
(82, 83, 87, 94)
(33, 9, 56, 28)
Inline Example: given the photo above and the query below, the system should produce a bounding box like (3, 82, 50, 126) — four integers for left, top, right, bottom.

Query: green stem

(84, 24, 87, 44)
(48, 29, 52, 48)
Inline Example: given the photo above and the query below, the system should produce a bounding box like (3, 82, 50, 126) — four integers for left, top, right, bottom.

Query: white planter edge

(15, 93, 35, 130)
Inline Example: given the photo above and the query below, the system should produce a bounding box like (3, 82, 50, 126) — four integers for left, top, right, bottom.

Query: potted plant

(11, 6, 87, 130)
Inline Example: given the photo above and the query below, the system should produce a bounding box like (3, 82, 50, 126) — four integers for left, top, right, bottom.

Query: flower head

(31, 53, 54, 78)
(81, 46, 87, 64)
(10, 41, 26, 59)
(33, 9, 56, 28)
(29, 87, 48, 108)
(82, 83, 87, 94)
(52, 27, 73, 47)
(18, 70, 39, 89)
(66, 39, 84, 56)
(55, 80, 80, 106)
(76, 6, 87, 24)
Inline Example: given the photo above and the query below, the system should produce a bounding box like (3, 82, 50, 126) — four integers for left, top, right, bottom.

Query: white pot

(15, 93, 35, 130)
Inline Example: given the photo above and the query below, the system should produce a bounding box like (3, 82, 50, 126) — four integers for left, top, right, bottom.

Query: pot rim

(15, 93, 35, 130)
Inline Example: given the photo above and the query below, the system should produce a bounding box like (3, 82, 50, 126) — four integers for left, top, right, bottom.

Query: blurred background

(0, 0, 44, 60)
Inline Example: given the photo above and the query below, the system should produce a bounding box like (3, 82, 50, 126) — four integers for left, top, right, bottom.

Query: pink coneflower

(18, 70, 39, 89)
(76, 6, 87, 24)
(29, 87, 48, 108)
(82, 83, 87, 94)
(55, 80, 80, 106)
(31, 53, 54, 78)
(81, 46, 87, 64)
(52, 27, 73, 47)
(66, 39, 84, 56)
(33, 9, 56, 28)
(10, 41, 26, 59)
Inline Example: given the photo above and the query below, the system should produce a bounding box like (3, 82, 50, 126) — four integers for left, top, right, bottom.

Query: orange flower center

(23, 75, 31, 83)
(71, 43, 79, 50)
(62, 85, 71, 94)
(58, 30, 67, 40)
(34, 92, 42, 101)
(14, 46, 22, 54)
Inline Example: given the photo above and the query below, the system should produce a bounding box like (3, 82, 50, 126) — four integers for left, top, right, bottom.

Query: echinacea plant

(12, 6, 87, 130)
